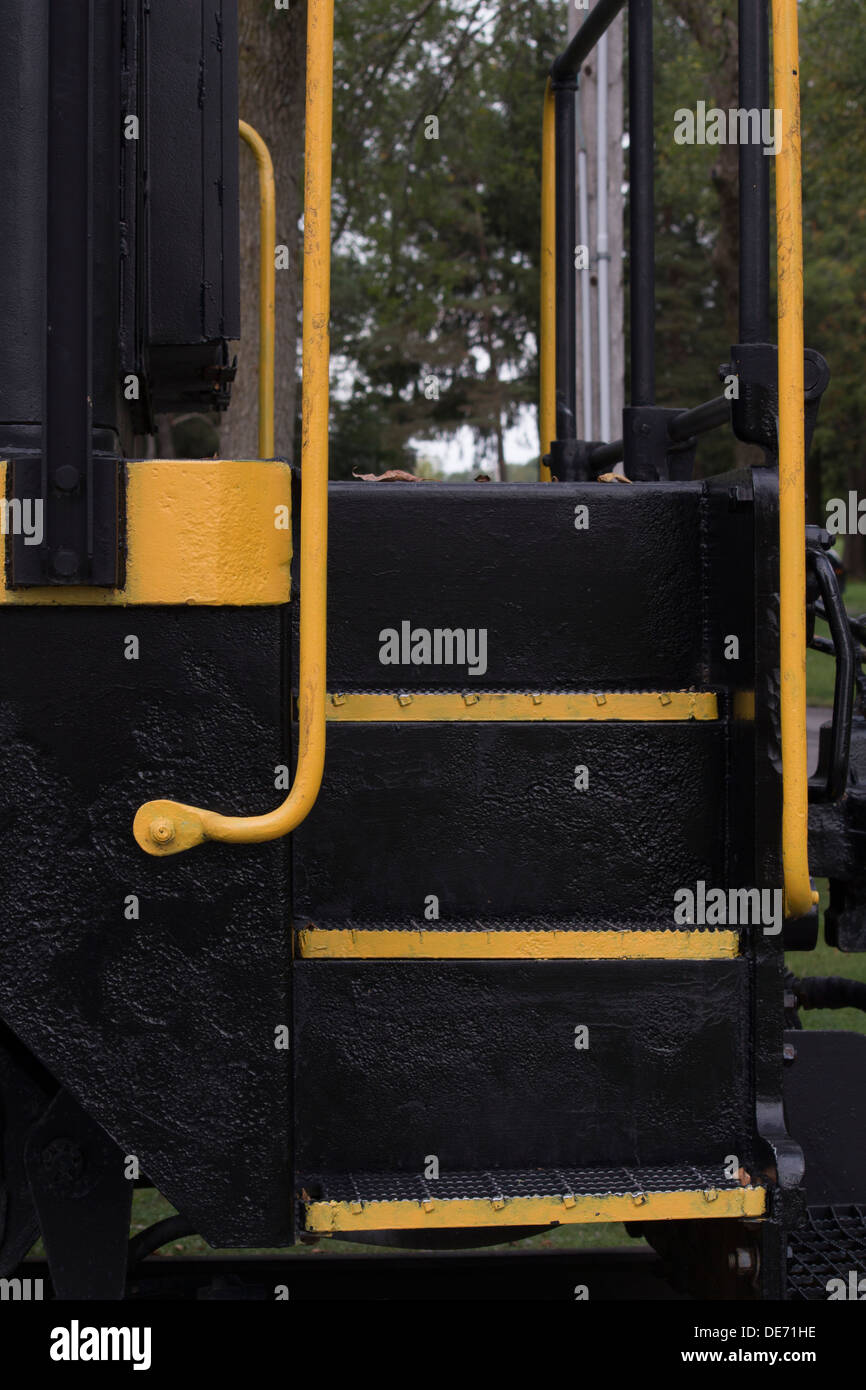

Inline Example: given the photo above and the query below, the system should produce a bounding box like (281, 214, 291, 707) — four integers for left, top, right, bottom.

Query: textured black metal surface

(300, 1165, 744, 1205)
(294, 960, 752, 1173)
(293, 722, 728, 927)
(788, 1206, 866, 1300)
(0, 607, 291, 1246)
(313, 482, 752, 692)
(146, 0, 240, 348)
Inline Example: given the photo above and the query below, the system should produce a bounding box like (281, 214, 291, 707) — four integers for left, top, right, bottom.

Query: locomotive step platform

(299, 1166, 767, 1233)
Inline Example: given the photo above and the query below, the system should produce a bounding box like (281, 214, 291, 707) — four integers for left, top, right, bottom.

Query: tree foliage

(319, 0, 865, 530)
(330, 0, 565, 478)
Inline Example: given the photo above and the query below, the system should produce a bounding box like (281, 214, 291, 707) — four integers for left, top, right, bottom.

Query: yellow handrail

(539, 79, 556, 482)
(133, 0, 333, 857)
(239, 119, 276, 459)
(773, 0, 817, 917)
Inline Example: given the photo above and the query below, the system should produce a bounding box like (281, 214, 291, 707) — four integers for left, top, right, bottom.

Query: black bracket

(8, 452, 125, 588)
(547, 438, 610, 482)
(24, 1089, 133, 1300)
(728, 342, 830, 458)
(622, 406, 696, 481)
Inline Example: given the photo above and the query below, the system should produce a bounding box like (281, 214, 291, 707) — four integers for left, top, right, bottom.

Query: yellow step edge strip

(303, 1186, 766, 1233)
(298, 928, 739, 961)
(326, 691, 719, 722)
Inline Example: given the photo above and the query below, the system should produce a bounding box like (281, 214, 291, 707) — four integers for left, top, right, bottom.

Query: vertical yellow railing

(238, 120, 276, 459)
(539, 79, 556, 482)
(773, 0, 817, 917)
(133, 0, 333, 856)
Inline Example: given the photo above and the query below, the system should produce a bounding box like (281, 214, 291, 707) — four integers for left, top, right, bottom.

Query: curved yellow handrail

(133, 0, 334, 857)
(539, 79, 556, 482)
(239, 119, 276, 459)
(773, 0, 818, 917)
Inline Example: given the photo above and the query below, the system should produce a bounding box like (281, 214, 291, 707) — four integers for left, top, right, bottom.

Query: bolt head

(54, 465, 80, 492)
(151, 817, 176, 845)
(52, 547, 79, 577)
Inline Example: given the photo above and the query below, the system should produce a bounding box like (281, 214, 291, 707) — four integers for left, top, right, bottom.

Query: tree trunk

(220, 0, 308, 462)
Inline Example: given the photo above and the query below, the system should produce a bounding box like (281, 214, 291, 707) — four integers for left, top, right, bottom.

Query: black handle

(808, 546, 854, 802)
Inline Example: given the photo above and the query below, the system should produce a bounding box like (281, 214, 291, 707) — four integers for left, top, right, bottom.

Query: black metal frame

(547, 0, 773, 480)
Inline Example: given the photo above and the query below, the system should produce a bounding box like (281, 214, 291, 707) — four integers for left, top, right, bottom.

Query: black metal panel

(0, 0, 49, 429)
(553, 79, 577, 444)
(294, 960, 752, 1173)
(146, 0, 240, 347)
(783, 1031, 866, 1208)
(0, 0, 124, 588)
(627, 0, 656, 410)
(293, 722, 728, 927)
(316, 482, 719, 692)
(0, 0, 122, 438)
(0, 607, 291, 1246)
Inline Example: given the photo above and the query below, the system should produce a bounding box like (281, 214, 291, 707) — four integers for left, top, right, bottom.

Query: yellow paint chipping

(303, 1186, 766, 1233)
(0, 458, 292, 606)
(325, 691, 719, 722)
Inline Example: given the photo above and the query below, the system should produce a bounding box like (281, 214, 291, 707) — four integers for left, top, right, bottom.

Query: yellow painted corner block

(0, 458, 292, 606)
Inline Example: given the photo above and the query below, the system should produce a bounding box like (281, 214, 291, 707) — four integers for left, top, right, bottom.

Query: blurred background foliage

(219, 2, 866, 558)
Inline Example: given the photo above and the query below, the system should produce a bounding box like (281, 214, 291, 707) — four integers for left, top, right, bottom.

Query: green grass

(114, 1188, 638, 1259)
(807, 577, 866, 706)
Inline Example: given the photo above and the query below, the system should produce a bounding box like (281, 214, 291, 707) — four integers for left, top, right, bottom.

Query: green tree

(328, 0, 566, 478)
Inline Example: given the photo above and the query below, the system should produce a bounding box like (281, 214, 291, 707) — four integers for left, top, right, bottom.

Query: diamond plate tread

(788, 1205, 866, 1300)
(300, 1165, 745, 1205)
(295, 921, 738, 935)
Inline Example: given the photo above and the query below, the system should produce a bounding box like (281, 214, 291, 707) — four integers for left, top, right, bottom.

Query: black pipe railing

(667, 393, 729, 443)
(589, 393, 730, 470)
(554, 81, 578, 441)
(550, 0, 627, 84)
(549, 0, 628, 467)
(627, 0, 655, 407)
(588, 438, 623, 471)
(546, 0, 770, 479)
(738, 0, 771, 344)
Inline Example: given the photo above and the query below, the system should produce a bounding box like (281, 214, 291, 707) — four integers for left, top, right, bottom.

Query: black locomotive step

(292, 720, 734, 927)
(291, 479, 756, 692)
(293, 959, 752, 1174)
(298, 1165, 766, 1233)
